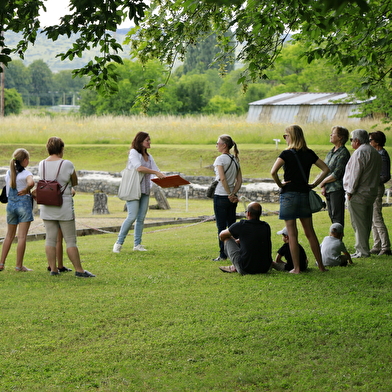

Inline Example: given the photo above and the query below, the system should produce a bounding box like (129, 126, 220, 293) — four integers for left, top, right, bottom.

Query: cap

(277, 227, 288, 236)
(330, 223, 343, 234)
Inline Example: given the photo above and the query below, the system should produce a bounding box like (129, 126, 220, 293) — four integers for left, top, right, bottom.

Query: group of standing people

(215, 125, 391, 275)
(1, 126, 389, 277)
(0, 137, 95, 277)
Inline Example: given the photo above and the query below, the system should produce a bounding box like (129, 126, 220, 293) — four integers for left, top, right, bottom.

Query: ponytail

(9, 149, 29, 189)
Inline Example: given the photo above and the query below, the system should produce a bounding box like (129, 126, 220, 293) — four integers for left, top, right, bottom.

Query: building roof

(249, 92, 373, 106)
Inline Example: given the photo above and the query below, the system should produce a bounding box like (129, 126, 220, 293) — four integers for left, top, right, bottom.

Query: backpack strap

(43, 160, 68, 194)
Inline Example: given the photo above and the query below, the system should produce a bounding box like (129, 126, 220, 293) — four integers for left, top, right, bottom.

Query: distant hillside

(4, 28, 133, 72)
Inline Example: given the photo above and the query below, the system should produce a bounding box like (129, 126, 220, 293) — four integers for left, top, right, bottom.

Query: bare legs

(0, 222, 32, 271)
(285, 217, 325, 273)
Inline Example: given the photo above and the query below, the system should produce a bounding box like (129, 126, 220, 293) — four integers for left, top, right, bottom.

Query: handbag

(36, 160, 68, 206)
(308, 189, 325, 213)
(291, 149, 325, 213)
(206, 180, 218, 198)
(206, 154, 238, 198)
(0, 185, 8, 204)
(118, 167, 143, 201)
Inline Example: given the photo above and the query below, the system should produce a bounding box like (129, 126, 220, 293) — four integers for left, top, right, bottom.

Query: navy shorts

(279, 191, 311, 220)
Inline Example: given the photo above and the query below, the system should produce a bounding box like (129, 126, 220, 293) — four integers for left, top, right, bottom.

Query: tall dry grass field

(1, 114, 391, 146)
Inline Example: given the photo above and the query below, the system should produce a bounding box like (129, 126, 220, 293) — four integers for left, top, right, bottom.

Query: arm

(136, 165, 166, 179)
(270, 157, 288, 188)
(310, 159, 330, 189)
(344, 251, 354, 265)
(380, 150, 391, 184)
(217, 164, 232, 195)
(229, 167, 242, 203)
(320, 150, 349, 188)
(71, 170, 78, 187)
(129, 150, 166, 179)
(274, 253, 285, 263)
(18, 175, 34, 196)
(219, 228, 233, 242)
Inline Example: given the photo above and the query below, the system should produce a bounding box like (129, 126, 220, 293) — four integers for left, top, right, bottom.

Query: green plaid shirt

(324, 146, 351, 193)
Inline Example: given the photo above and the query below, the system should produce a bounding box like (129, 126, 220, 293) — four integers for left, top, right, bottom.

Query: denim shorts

(7, 191, 34, 225)
(279, 191, 311, 220)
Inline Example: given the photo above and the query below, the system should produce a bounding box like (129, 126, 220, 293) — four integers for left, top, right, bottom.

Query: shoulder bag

(36, 160, 68, 206)
(0, 185, 8, 203)
(291, 149, 325, 213)
(118, 167, 144, 201)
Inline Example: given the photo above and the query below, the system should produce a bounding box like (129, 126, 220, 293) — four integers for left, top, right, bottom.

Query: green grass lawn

(1, 118, 392, 390)
(1, 204, 392, 391)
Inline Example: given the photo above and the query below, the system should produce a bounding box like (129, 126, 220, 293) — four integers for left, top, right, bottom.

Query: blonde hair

(9, 148, 29, 189)
(218, 134, 240, 160)
(285, 125, 308, 151)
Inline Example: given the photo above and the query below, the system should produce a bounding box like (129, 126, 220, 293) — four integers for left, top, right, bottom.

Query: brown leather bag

(35, 160, 68, 206)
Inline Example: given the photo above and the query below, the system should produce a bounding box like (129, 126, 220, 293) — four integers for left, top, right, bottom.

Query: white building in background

(247, 92, 375, 123)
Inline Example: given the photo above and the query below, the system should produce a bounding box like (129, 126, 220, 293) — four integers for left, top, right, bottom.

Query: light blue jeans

(116, 194, 150, 246)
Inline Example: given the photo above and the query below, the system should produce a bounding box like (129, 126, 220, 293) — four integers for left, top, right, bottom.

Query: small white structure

(247, 92, 375, 123)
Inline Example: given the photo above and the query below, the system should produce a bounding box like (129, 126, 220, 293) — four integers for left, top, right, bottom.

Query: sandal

(0, 263, 4, 271)
(15, 266, 33, 272)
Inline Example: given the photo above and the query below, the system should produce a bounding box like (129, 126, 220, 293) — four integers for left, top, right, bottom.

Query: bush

(4, 88, 23, 115)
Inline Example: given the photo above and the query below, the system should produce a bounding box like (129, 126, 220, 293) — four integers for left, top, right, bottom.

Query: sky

(38, 0, 131, 28)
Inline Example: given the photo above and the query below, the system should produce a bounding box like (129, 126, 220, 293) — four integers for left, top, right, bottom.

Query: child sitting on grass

(271, 227, 308, 272)
(320, 223, 353, 267)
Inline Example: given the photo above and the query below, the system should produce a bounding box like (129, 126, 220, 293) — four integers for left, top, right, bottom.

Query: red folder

(151, 175, 190, 188)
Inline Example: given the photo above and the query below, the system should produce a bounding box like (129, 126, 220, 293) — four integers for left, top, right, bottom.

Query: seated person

(320, 223, 353, 267)
(272, 227, 308, 272)
(218, 202, 272, 274)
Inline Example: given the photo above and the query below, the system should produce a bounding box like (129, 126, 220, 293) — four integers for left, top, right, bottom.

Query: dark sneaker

(58, 266, 72, 272)
(378, 250, 392, 256)
(50, 271, 61, 276)
(75, 270, 95, 278)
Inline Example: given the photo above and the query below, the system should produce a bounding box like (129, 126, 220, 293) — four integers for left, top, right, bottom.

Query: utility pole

(0, 63, 4, 117)
(0, 30, 4, 117)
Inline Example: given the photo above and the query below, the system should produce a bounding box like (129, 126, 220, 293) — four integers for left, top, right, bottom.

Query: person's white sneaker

(113, 243, 122, 253)
(133, 244, 147, 251)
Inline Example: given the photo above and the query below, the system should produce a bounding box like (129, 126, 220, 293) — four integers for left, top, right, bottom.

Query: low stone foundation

(74, 170, 281, 203)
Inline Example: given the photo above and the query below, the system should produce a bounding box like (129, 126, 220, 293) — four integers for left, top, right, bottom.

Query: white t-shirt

(5, 169, 33, 194)
(213, 153, 239, 196)
(320, 235, 348, 266)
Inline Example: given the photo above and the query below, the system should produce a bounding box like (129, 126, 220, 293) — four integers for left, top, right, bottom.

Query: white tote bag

(118, 167, 144, 201)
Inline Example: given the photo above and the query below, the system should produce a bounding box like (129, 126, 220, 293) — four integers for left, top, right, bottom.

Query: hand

(320, 186, 326, 196)
(228, 194, 238, 203)
(156, 172, 166, 179)
(18, 188, 30, 196)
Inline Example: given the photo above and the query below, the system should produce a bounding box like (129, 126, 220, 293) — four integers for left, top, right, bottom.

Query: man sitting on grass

(218, 202, 272, 274)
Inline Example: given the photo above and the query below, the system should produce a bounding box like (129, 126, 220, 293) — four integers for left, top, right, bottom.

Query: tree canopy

(1, 0, 390, 100)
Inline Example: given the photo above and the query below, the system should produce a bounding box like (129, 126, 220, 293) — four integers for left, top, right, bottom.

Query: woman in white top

(212, 134, 242, 261)
(38, 137, 95, 277)
(0, 149, 34, 272)
(113, 132, 166, 253)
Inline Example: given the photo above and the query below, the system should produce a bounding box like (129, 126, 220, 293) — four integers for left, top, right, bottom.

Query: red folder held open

(151, 175, 190, 188)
